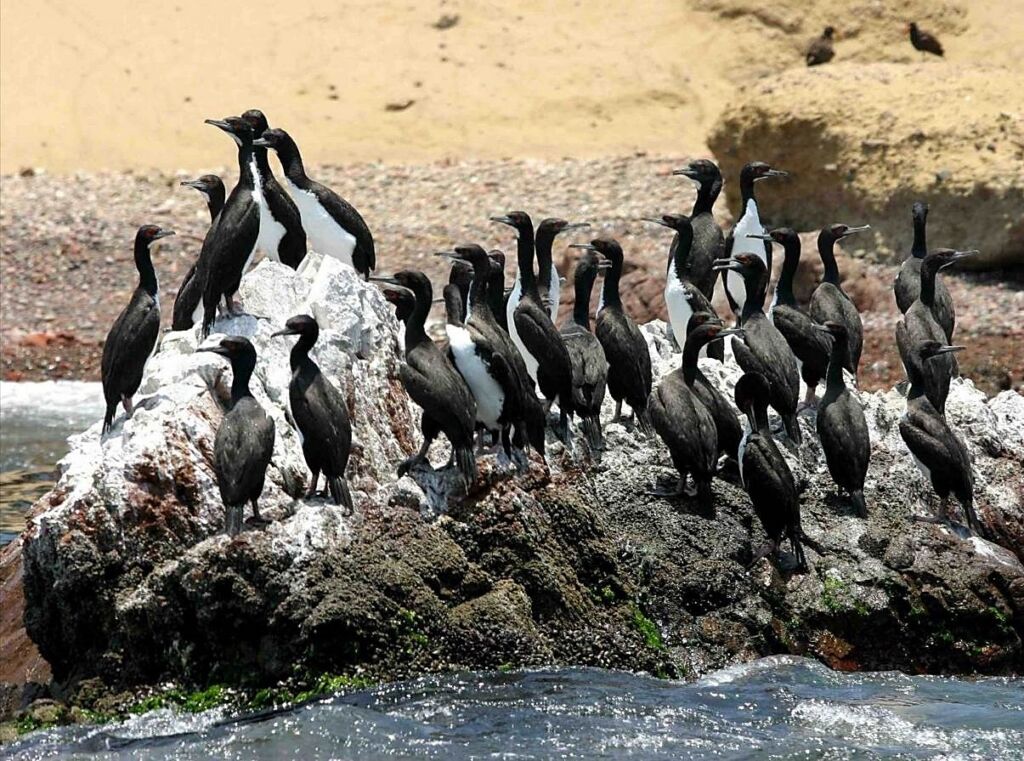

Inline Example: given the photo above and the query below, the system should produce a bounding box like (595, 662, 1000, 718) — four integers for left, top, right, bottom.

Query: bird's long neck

(572, 271, 596, 329)
(404, 289, 431, 350)
(682, 337, 702, 385)
(825, 333, 848, 391)
(740, 174, 758, 209)
(906, 357, 930, 402)
(818, 236, 840, 285)
(134, 240, 158, 296)
(276, 136, 308, 183)
(486, 267, 504, 321)
(444, 287, 465, 328)
(252, 145, 274, 179)
(672, 229, 693, 281)
(912, 214, 927, 259)
(516, 226, 540, 301)
(693, 178, 721, 216)
(919, 262, 938, 307)
(775, 243, 799, 307)
(753, 402, 771, 433)
(601, 257, 623, 310)
(206, 187, 226, 222)
(236, 142, 256, 190)
(230, 356, 256, 403)
(289, 332, 317, 371)
(535, 232, 554, 299)
(741, 270, 768, 320)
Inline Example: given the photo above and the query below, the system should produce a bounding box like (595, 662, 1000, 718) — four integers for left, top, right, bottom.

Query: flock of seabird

(100, 107, 985, 570)
(806, 20, 945, 66)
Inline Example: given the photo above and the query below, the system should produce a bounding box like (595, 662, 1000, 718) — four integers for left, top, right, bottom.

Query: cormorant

(579, 238, 654, 433)
(253, 128, 375, 277)
(815, 321, 870, 517)
(806, 26, 836, 66)
(809, 223, 869, 378)
(734, 372, 808, 572)
(671, 159, 724, 300)
(272, 314, 353, 513)
(172, 175, 224, 332)
(908, 22, 944, 57)
(197, 336, 276, 534)
(101, 225, 174, 434)
(535, 218, 589, 322)
(685, 312, 744, 463)
(714, 253, 802, 444)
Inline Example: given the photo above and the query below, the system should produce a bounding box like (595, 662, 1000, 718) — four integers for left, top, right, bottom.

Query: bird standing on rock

(751, 228, 831, 407)
(102, 225, 174, 435)
(899, 340, 982, 536)
(272, 314, 353, 513)
(734, 372, 808, 573)
(197, 336, 276, 534)
(714, 253, 802, 444)
(374, 271, 478, 486)
(577, 238, 654, 433)
(254, 128, 375, 278)
(240, 109, 307, 270)
(908, 22, 944, 57)
(809, 223, 869, 379)
(560, 250, 610, 459)
(172, 175, 224, 332)
(670, 159, 724, 301)
(535, 218, 590, 322)
(806, 26, 836, 66)
(815, 322, 870, 518)
(684, 313, 744, 465)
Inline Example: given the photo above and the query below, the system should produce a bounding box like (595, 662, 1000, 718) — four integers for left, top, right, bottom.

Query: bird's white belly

(448, 325, 504, 428)
(665, 265, 694, 352)
(738, 424, 750, 487)
(286, 179, 356, 265)
(251, 161, 286, 262)
(507, 274, 539, 381)
(727, 200, 767, 314)
(548, 267, 560, 322)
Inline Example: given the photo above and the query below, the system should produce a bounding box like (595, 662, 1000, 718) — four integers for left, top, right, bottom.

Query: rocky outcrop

(708, 63, 1024, 268)
(17, 257, 1024, 702)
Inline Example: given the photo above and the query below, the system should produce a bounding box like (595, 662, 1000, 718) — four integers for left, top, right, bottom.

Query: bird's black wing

(313, 181, 375, 274)
(772, 305, 830, 370)
(743, 434, 796, 540)
(101, 289, 160, 399)
(817, 392, 870, 491)
(264, 178, 307, 268)
(200, 195, 260, 307)
(215, 401, 275, 506)
(291, 369, 352, 474)
(899, 411, 970, 488)
(596, 310, 653, 401)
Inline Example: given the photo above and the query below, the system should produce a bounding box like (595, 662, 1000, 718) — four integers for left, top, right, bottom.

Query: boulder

(16, 257, 1024, 701)
(708, 63, 1024, 268)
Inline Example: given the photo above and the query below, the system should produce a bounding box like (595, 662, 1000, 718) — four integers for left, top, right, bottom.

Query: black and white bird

(714, 253, 802, 444)
(535, 218, 589, 322)
(734, 372, 808, 573)
(896, 249, 976, 413)
(560, 250, 610, 459)
(809, 223, 869, 379)
(815, 321, 870, 517)
(806, 26, 836, 66)
(196, 116, 261, 337)
(447, 259, 474, 323)
(272, 314, 353, 512)
(894, 203, 958, 342)
(172, 175, 224, 332)
(899, 340, 983, 536)
(649, 320, 741, 504)
(684, 313, 744, 464)
(375, 270, 477, 485)
(752, 228, 831, 407)
(671, 159, 724, 300)
(101, 225, 174, 435)
(197, 336, 276, 534)
(492, 211, 576, 440)
(240, 109, 307, 269)
(486, 250, 510, 333)
(578, 238, 653, 433)
(437, 245, 526, 457)
(644, 213, 723, 361)
(253, 128, 375, 277)
(723, 162, 787, 318)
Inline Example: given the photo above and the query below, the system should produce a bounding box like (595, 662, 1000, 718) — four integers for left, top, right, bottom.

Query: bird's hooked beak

(942, 250, 979, 269)
(568, 243, 598, 252)
(641, 217, 673, 229)
(757, 168, 788, 180)
(196, 345, 228, 357)
(934, 345, 966, 356)
(561, 222, 591, 233)
(204, 118, 234, 134)
(672, 165, 699, 181)
(368, 275, 401, 286)
(271, 327, 299, 338)
(180, 179, 205, 191)
(839, 224, 870, 238)
(709, 328, 745, 343)
(746, 233, 773, 241)
(712, 257, 742, 272)
(152, 229, 175, 240)
(251, 137, 271, 148)
(489, 215, 514, 226)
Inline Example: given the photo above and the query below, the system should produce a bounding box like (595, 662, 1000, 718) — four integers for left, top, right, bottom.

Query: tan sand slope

(1, 0, 1020, 173)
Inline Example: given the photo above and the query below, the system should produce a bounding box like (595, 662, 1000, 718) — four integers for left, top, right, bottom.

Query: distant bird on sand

(908, 22, 944, 57)
(806, 26, 836, 66)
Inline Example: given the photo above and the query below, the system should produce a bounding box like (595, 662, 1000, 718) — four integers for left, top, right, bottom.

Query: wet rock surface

(13, 259, 1024, 709)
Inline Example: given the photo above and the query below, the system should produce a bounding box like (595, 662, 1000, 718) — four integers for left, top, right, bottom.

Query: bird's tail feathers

(635, 406, 654, 438)
(783, 413, 802, 445)
(102, 403, 116, 436)
(581, 415, 603, 459)
(328, 475, 354, 515)
(850, 489, 868, 519)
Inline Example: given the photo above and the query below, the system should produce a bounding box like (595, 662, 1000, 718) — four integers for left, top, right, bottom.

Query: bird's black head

(198, 335, 256, 361)
(672, 158, 721, 186)
(376, 281, 416, 313)
(765, 227, 798, 247)
(449, 259, 474, 287)
(916, 339, 965, 362)
(734, 372, 771, 415)
(814, 320, 848, 341)
(240, 109, 270, 135)
(489, 211, 533, 233)
(643, 213, 691, 233)
(908, 22, 918, 34)
(689, 321, 743, 350)
(487, 250, 506, 268)
(685, 310, 721, 336)
(392, 269, 433, 305)
(570, 237, 623, 266)
(205, 116, 255, 146)
(912, 201, 929, 222)
(441, 244, 489, 269)
(741, 161, 787, 184)
(923, 248, 977, 272)
(136, 224, 175, 247)
(536, 218, 589, 238)
(573, 250, 610, 278)
(823, 26, 835, 38)
(713, 252, 765, 278)
(272, 314, 318, 338)
(252, 127, 289, 151)
(180, 174, 222, 197)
